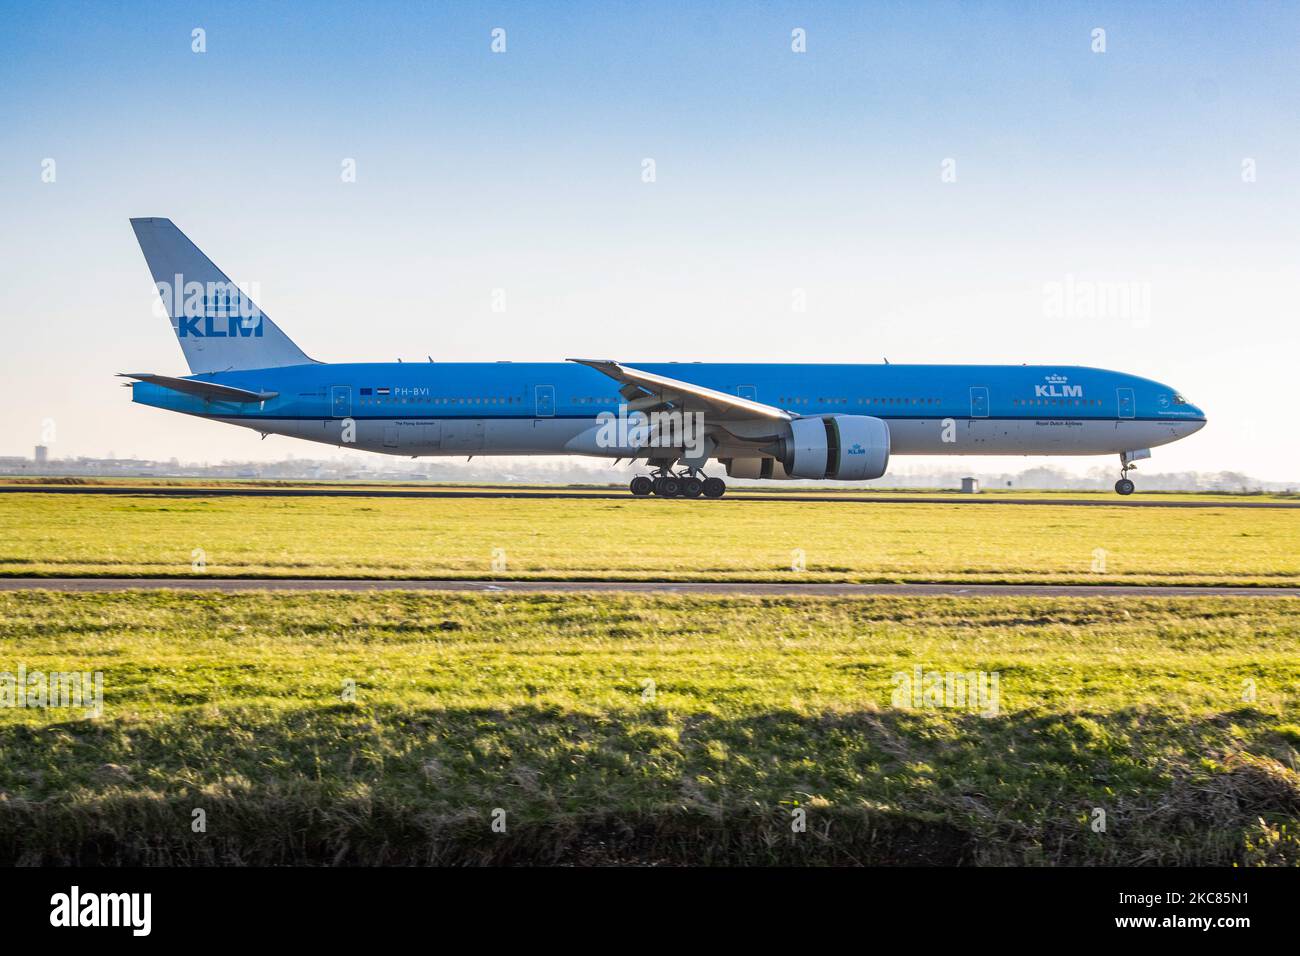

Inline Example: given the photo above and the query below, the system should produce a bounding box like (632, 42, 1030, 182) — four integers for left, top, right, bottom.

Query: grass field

(4, 475, 1297, 502)
(0, 590, 1297, 865)
(1, 491, 1297, 585)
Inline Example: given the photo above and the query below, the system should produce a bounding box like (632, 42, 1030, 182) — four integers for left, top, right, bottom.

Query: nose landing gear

(1115, 452, 1140, 495)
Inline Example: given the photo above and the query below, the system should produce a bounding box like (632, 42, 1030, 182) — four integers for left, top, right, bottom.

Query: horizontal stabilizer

(118, 373, 278, 404)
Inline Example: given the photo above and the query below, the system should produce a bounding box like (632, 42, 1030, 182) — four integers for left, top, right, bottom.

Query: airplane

(124, 218, 1207, 498)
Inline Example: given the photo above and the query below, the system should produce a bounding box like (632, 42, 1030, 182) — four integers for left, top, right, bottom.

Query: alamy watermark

(595, 406, 706, 458)
(150, 277, 264, 329)
(891, 665, 1000, 717)
(1, 665, 103, 718)
(50, 886, 150, 936)
(1043, 274, 1151, 327)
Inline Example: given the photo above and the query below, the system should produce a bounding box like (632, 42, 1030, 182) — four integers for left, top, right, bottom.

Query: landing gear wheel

(1115, 453, 1138, 496)
(682, 477, 703, 498)
(630, 476, 652, 496)
(655, 476, 682, 497)
(702, 477, 726, 498)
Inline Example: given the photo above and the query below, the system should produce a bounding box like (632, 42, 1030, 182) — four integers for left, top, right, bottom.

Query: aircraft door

(737, 384, 757, 402)
(1117, 387, 1135, 419)
(331, 385, 351, 418)
(969, 386, 989, 418)
(535, 385, 555, 417)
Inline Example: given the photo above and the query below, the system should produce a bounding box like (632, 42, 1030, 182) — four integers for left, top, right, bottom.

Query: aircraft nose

(1165, 385, 1206, 428)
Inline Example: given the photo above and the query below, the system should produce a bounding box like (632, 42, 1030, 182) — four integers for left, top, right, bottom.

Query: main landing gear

(629, 469, 725, 499)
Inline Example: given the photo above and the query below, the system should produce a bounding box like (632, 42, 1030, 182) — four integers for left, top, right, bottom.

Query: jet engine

(782, 415, 890, 480)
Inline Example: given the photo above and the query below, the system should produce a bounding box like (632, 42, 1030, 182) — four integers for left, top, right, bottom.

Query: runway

(1, 485, 1295, 508)
(1, 578, 1295, 597)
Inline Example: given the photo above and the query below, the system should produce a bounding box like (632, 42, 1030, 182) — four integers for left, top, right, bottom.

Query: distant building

(34, 445, 48, 464)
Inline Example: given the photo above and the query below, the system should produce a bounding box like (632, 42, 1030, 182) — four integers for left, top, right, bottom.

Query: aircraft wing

(568, 359, 793, 422)
(118, 373, 278, 404)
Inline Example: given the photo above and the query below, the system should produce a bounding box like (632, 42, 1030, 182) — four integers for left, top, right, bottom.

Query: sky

(1, 0, 1297, 479)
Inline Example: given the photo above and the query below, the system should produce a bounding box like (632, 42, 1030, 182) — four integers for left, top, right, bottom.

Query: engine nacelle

(723, 457, 796, 480)
(783, 415, 890, 480)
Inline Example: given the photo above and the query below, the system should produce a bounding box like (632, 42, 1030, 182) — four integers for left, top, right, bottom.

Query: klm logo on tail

(177, 315, 264, 338)
(173, 290, 263, 338)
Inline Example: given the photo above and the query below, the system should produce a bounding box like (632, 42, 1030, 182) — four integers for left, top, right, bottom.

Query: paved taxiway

(1, 578, 1295, 597)
(1, 486, 1295, 508)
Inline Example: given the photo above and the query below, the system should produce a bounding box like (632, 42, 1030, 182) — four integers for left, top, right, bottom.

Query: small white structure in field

(960, 477, 980, 494)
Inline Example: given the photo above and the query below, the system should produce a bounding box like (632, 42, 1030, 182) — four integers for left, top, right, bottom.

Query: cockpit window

(1173, 393, 1188, 405)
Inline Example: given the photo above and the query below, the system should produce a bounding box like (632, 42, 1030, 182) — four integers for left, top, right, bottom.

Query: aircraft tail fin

(130, 218, 316, 373)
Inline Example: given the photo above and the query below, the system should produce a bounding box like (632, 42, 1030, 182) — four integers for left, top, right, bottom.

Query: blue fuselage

(135, 361, 1204, 422)
(131, 361, 1206, 462)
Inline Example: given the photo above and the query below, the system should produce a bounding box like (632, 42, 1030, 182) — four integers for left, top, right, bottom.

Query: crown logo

(1045, 374, 1068, 384)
